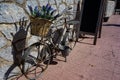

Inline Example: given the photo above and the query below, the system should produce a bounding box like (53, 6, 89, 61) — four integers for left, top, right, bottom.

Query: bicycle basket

(30, 17, 52, 37)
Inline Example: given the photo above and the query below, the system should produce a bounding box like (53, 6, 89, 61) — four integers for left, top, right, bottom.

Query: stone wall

(0, 0, 80, 79)
(105, 0, 115, 17)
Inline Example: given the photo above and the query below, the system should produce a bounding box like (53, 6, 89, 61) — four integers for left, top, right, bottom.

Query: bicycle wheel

(64, 26, 77, 50)
(68, 26, 77, 49)
(61, 26, 77, 60)
(4, 64, 25, 80)
(22, 42, 51, 80)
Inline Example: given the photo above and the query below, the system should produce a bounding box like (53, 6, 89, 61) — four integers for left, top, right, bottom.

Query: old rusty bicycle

(4, 6, 79, 80)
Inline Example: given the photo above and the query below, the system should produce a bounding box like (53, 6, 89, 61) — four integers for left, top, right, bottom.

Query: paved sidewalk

(37, 15, 120, 80)
(18, 15, 120, 80)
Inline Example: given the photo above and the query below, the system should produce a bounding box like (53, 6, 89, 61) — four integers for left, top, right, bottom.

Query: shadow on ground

(103, 24, 120, 27)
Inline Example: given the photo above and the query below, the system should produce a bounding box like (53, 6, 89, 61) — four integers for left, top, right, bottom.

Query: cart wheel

(69, 27, 77, 49)
(23, 42, 51, 79)
(61, 29, 76, 62)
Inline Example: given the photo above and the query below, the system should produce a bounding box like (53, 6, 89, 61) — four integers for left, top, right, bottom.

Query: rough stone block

(0, 47, 13, 61)
(0, 24, 16, 41)
(16, 0, 25, 5)
(0, 3, 28, 23)
(0, 37, 7, 48)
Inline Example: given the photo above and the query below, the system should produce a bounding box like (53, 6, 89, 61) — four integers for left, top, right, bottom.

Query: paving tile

(115, 60, 120, 66)
(83, 55, 115, 71)
(102, 52, 116, 62)
(114, 62, 120, 74)
(112, 73, 120, 80)
(88, 69, 113, 80)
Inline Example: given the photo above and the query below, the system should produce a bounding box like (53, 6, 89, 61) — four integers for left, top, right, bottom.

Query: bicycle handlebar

(51, 6, 80, 29)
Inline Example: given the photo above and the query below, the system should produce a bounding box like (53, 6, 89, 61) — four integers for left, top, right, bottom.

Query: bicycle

(22, 6, 79, 79)
(4, 6, 79, 80)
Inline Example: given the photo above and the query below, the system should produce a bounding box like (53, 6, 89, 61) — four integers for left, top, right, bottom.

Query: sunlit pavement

(22, 15, 120, 80)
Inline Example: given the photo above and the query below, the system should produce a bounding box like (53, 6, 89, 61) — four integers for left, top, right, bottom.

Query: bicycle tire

(63, 26, 77, 50)
(69, 26, 77, 49)
(22, 42, 52, 80)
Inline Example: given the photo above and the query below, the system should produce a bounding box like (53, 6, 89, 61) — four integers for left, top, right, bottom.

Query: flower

(28, 4, 60, 21)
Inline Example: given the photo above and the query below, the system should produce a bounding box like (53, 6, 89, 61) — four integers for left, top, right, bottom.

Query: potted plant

(28, 4, 60, 37)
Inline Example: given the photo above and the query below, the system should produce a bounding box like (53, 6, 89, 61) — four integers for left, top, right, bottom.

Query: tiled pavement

(20, 15, 120, 80)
